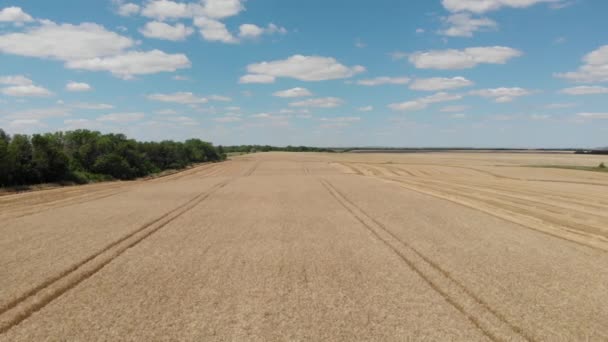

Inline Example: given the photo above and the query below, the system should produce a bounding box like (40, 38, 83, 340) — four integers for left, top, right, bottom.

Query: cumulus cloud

(65, 50, 190, 79)
(0, 6, 33, 23)
(355, 76, 410, 86)
(147, 92, 208, 104)
(358, 106, 374, 112)
(239, 74, 275, 84)
(440, 13, 497, 37)
(409, 46, 522, 69)
(442, 0, 563, 14)
(555, 45, 608, 83)
(193, 17, 237, 43)
(0, 22, 133, 61)
(208, 94, 232, 102)
(560, 86, 608, 95)
(141, 0, 191, 20)
(410, 77, 473, 91)
(198, 0, 245, 19)
(289, 97, 344, 108)
(469, 87, 532, 102)
(97, 112, 145, 123)
(140, 0, 244, 20)
(388, 92, 462, 111)
(0, 75, 33, 86)
(70, 103, 114, 110)
(238, 23, 287, 39)
(5, 107, 69, 119)
(66, 81, 92, 92)
(1, 85, 52, 97)
(320, 116, 361, 122)
(214, 116, 241, 123)
(140, 21, 194, 41)
(244, 55, 365, 82)
(272, 87, 312, 98)
(0, 21, 190, 78)
(117, 3, 140, 16)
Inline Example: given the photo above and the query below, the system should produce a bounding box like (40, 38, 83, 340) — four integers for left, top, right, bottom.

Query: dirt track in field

(1, 152, 607, 341)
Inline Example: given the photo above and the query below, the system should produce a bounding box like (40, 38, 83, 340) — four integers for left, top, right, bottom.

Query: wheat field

(1, 152, 607, 341)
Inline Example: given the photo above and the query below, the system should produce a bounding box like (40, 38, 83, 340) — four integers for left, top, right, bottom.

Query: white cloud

(289, 97, 344, 108)
(214, 116, 241, 123)
(409, 46, 522, 69)
(560, 86, 608, 95)
(173, 75, 189, 81)
(193, 17, 237, 43)
(238, 24, 263, 38)
(442, 0, 563, 14)
(356, 76, 410, 86)
(8, 119, 44, 130)
(65, 50, 191, 79)
(165, 115, 198, 126)
(139, 0, 244, 20)
(0, 6, 33, 23)
(156, 109, 178, 115)
(320, 116, 361, 122)
(388, 92, 462, 111)
(0, 75, 33, 86)
(208, 94, 232, 102)
(1, 85, 52, 97)
(140, 21, 194, 41)
(450, 113, 467, 119)
(0, 22, 133, 61)
(272, 87, 312, 98)
(66, 81, 92, 92)
(0, 21, 190, 78)
(117, 3, 140, 16)
(239, 74, 275, 84)
(410, 77, 473, 91)
(64, 118, 94, 129)
(5, 107, 69, 119)
(147, 92, 208, 104)
(470, 87, 532, 102)
(141, 0, 191, 20)
(416, 28, 425, 34)
(238, 23, 287, 39)
(245, 55, 365, 82)
(441, 105, 470, 112)
(530, 114, 550, 120)
(543, 103, 576, 109)
(198, 0, 245, 19)
(440, 13, 497, 37)
(576, 113, 608, 119)
(71, 102, 114, 110)
(556, 45, 608, 83)
(97, 112, 145, 123)
(358, 106, 373, 112)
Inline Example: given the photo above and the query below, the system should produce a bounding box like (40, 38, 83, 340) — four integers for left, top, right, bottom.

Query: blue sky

(0, 0, 607, 147)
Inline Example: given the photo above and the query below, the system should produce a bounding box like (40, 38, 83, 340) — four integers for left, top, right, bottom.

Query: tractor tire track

(379, 176, 608, 252)
(0, 178, 233, 335)
(320, 178, 532, 342)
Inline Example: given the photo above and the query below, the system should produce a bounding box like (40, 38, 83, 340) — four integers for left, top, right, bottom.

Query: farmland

(1, 151, 607, 341)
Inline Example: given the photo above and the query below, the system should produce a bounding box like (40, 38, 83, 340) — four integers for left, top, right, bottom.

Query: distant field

(1, 152, 607, 341)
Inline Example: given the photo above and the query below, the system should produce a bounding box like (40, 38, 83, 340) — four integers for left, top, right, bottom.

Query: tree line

(0, 129, 225, 187)
(222, 145, 335, 153)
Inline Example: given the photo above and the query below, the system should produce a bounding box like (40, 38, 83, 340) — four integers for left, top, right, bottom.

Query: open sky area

(0, 0, 607, 147)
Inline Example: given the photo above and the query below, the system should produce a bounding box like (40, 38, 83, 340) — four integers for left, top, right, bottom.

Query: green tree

(32, 133, 70, 182)
(8, 134, 38, 184)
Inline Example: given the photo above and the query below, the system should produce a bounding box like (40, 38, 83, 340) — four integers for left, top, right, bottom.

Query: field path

(1, 152, 607, 341)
